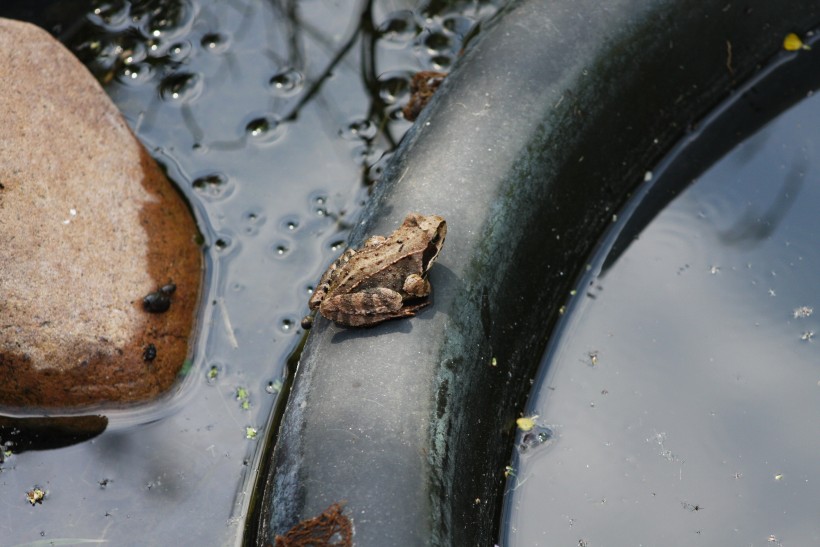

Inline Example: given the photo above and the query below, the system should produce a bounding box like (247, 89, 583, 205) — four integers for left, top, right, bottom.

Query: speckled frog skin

(303, 213, 446, 328)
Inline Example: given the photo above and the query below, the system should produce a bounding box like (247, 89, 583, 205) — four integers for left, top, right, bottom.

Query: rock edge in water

(0, 19, 201, 409)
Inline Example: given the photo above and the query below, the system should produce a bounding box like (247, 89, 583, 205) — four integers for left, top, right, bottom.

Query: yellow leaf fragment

(516, 416, 538, 432)
(784, 33, 810, 51)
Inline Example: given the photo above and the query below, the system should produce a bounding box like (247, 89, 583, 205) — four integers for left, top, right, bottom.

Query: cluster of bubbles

(69, 0, 505, 340)
(73, 0, 198, 89)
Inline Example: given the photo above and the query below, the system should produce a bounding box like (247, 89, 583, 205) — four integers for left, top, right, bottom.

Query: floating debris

(800, 331, 814, 342)
(516, 415, 538, 432)
(682, 501, 703, 512)
(793, 306, 813, 318)
(402, 71, 447, 122)
(26, 487, 45, 505)
(207, 365, 219, 382)
(275, 502, 352, 547)
(245, 426, 258, 440)
(783, 32, 810, 51)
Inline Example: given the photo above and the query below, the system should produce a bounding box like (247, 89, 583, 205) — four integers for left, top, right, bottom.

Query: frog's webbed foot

(300, 311, 316, 330)
(403, 273, 431, 298)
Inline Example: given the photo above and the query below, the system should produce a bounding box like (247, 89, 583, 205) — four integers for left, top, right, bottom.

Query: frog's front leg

(308, 249, 357, 310)
(403, 273, 431, 298)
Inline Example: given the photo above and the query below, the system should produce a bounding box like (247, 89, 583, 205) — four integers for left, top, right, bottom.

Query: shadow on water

(717, 158, 805, 247)
(601, 31, 820, 274)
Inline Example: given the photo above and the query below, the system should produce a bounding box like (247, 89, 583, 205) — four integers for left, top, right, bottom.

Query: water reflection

(502, 80, 820, 546)
(0, 0, 503, 544)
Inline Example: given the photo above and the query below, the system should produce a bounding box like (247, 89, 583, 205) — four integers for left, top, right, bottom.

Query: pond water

(0, 1, 502, 545)
(501, 57, 820, 547)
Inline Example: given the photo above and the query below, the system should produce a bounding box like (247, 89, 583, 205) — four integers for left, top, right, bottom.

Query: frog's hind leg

(320, 287, 402, 325)
(344, 302, 429, 327)
(320, 288, 428, 327)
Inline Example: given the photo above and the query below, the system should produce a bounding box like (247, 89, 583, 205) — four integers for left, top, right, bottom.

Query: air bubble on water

(518, 425, 555, 454)
(377, 75, 409, 104)
(378, 10, 420, 43)
(241, 210, 265, 236)
(192, 172, 233, 200)
(89, 2, 131, 30)
(341, 119, 377, 141)
(442, 15, 474, 37)
(280, 216, 300, 232)
(271, 242, 290, 258)
(143, 0, 196, 42)
(245, 115, 282, 143)
(430, 55, 453, 69)
(119, 40, 148, 65)
(310, 193, 329, 217)
(423, 31, 452, 53)
(269, 68, 304, 96)
(159, 71, 203, 102)
(166, 41, 193, 61)
(118, 63, 154, 85)
(201, 32, 230, 54)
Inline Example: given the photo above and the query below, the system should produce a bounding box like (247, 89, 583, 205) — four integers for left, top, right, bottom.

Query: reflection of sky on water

(503, 92, 820, 545)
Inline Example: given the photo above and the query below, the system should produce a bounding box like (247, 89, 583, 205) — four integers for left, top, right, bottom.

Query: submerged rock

(0, 19, 201, 408)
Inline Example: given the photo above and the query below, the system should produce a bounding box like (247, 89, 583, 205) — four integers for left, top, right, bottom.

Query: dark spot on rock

(143, 343, 157, 362)
(143, 289, 172, 313)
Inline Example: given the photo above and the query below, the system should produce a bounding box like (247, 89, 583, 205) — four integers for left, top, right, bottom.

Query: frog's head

(404, 212, 447, 271)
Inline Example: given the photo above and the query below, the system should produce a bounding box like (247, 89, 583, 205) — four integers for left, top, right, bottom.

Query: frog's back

(334, 240, 422, 294)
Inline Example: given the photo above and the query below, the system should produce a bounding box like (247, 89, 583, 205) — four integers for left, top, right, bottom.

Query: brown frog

(301, 212, 447, 328)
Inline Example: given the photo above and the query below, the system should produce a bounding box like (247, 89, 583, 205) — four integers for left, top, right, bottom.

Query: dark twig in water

(281, 0, 372, 123)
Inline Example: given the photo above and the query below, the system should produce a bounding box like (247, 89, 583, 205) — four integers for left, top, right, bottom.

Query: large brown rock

(0, 19, 201, 409)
